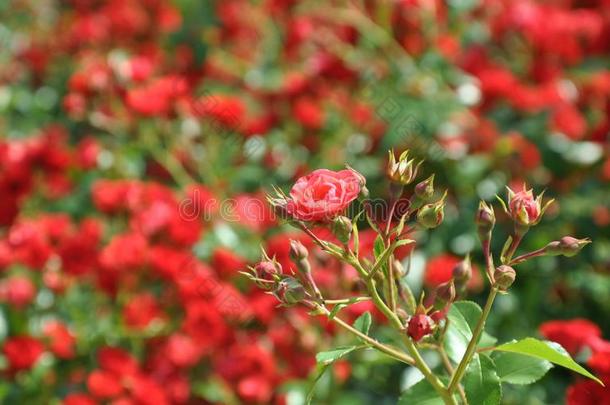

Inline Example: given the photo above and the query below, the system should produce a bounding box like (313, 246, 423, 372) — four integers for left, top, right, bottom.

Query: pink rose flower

(509, 189, 540, 224)
(503, 185, 553, 226)
(286, 169, 363, 221)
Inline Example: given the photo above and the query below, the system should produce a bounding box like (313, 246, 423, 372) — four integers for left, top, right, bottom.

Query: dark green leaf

(493, 352, 553, 385)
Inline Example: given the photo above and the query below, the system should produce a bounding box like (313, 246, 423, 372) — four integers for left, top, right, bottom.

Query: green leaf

(444, 301, 482, 363)
(463, 354, 502, 405)
(398, 378, 447, 405)
(316, 346, 358, 365)
(493, 338, 603, 385)
(306, 363, 332, 405)
(374, 235, 385, 258)
(329, 304, 347, 319)
(353, 311, 372, 336)
(493, 352, 553, 385)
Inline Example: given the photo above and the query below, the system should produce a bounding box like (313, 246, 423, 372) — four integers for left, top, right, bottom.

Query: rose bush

(0, 0, 609, 404)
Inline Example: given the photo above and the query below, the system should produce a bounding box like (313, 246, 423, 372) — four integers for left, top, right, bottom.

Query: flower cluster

(249, 153, 594, 404)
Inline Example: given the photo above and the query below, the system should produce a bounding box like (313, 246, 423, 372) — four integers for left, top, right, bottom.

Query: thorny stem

(448, 287, 499, 393)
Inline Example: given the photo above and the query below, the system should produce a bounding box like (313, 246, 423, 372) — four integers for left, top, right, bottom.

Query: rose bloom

(424, 254, 482, 291)
(2, 336, 45, 371)
(567, 375, 610, 405)
(539, 319, 603, 355)
(286, 169, 363, 221)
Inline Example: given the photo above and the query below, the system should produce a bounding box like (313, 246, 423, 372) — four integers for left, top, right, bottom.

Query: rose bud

(331, 216, 352, 245)
(407, 314, 435, 342)
(266, 187, 290, 220)
(275, 277, 307, 306)
(416, 191, 447, 229)
(430, 309, 447, 324)
(415, 174, 435, 201)
(499, 185, 554, 227)
(434, 280, 456, 308)
(544, 236, 591, 257)
(289, 239, 321, 299)
(494, 265, 516, 291)
(452, 255, 472, 283)
(252, 259, 282, 289)
(387, 149, 422, 185)
(475, 201, 495, 236)
(289, 240, 309, 261)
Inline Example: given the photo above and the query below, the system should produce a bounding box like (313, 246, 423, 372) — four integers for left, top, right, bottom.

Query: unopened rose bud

(415, 175, 435, 201)
(266, 187, 291, 220)
(289, 240, 309, 261)
(475, 201, 495, 236)
(544, 236, 591, 258)
(275, 277, 307, 305)
(416, 191, 447, 229)
(407, 314, 435, 342)
(494, 265, 516, 291)
(254, 260, 282, 286)
(434, 281, 456, 308)
(452, 256, 472, 284)
(387, 150, 422, 185)
(331, 216, 352, 245)
(499, 185, 554, 227)
(430, 309, 447, 324)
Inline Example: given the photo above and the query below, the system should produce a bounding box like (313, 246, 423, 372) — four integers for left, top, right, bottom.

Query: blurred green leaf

(316, 346, 359, 365)
(353, 311, 372, 336)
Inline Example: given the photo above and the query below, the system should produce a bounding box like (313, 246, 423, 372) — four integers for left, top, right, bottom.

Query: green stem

(352, 256, 455, 404)
(315, 305, 416, 366)
(509, 247, 546, 266)
(324, 297, 371, 305)
(448, 287, 499, 393)
(440, 347, 468, 405)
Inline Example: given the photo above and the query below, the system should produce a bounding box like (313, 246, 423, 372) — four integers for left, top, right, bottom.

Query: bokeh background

(1, 0, 609, 403)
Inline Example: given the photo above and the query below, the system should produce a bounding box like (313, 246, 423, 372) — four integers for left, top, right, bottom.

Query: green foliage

(463, 354, 502, 405)
(492, 352, 553, 385)
(492, 338, 602, 385)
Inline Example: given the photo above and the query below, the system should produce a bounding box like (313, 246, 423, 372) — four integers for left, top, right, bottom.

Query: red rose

(567, 375, 610, 405)
(539, 319, 602, 355)
(2, 336, 44, 371)
(424, 254, 482, 291)
(286, 169, 364, 221)
(43, 321, 76, 359)
(87, 370, 123, 398)
(62, 394, 96, 405)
